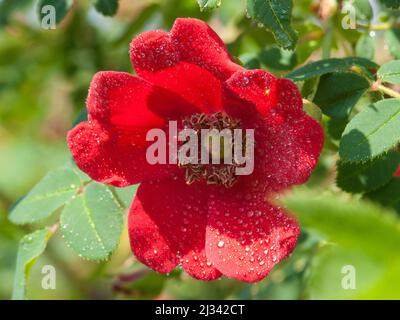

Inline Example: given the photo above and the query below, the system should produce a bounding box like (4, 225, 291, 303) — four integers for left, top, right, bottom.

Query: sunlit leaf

(9, 166, 87, 225)
(378, 60, 400, 85)
(60, 183, 124, 261)
(12, 228, 53, 300)
(339, 99, 400, 162)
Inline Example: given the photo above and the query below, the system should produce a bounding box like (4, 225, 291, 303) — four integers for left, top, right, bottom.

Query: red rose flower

(67, 18, 324, 282)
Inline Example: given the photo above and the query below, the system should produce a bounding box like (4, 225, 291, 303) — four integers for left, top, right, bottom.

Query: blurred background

(0, 0, 400, 300)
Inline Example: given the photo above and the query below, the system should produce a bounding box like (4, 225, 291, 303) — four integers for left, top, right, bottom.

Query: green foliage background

(1, 0, 400, 300)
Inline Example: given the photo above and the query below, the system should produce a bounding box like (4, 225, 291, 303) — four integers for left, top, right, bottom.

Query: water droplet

(217, 240, 225, 248)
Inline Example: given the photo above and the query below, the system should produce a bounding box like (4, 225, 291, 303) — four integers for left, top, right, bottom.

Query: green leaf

(313, 72, 370, 118)
(385, 29, 400, 59)
(284, 190, 400, 258)
(12, 228, 53, 300)
(356, 34, 375, 60)
(9, 166, 87, 225)
(94, 0, 119, 16)
(197, 0, 221, 11)
(378, 60, 400, 85)
(364, 177, 400, 206)
(246, 0, 297, 50)
(60, 183, 124, 261)
(285, 190, 400, 299)
(352, 0, 373, 21)
(37, 0, 73, 24)
(336, 151, 400, 193)
(258, 47, 297, 71)
(112, 185, 138, 209)
(380, 0, 400, 9)
(339, 99, 400, 162)
(286, 57, 378, 82)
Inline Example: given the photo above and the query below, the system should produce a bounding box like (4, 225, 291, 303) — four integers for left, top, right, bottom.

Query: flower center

(179, 112, 245, 188)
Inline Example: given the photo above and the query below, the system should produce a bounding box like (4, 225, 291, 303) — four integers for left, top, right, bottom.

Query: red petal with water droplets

(128, 178, 222, 281)
(206, 190, 300, 282)
(226, 70, 303, 118)
(67, 120, 178, 187)
(130, 18, 242, 81)
(249, 114, 324, 191)
(394, 166, 400, 177)
(87, 71, 197, 124)
(138, 62, 223, 113)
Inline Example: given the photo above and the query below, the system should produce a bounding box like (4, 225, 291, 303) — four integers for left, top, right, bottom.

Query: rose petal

(129, 178, 222, 280)
(67, 120, 178, 187)
(206, 189, 299, 282)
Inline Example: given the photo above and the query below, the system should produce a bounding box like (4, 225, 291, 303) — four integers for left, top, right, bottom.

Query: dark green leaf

(94, 0, 119, 16)
(246, 0, 297, 50)
(336, 151, 400, 193)
(339, 99, 400, 162)
(258, 47, 297, 71)
(364, 177, 400, 206)
(60, 183, 124, 261)
(313, 72, 370, 118)
(378, 60, 400, 85)
(12, 228, 53, 300)
(286, 57, 378, 82)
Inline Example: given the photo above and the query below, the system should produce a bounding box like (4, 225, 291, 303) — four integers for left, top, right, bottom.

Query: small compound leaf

(60, 183, 124, 261)
(378, 60, 400, 85)
(12, 228, 53, 300)
(94, 0, 119, 16)
(286, 57, 378, 82)
(9, 167, 85, 225)
(313, 72, 370, 118)
(197, 0, 221, 11)
(246, 0, 297, 50)
(336, 151, 400, 193)
(339, 99, 400, 162)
